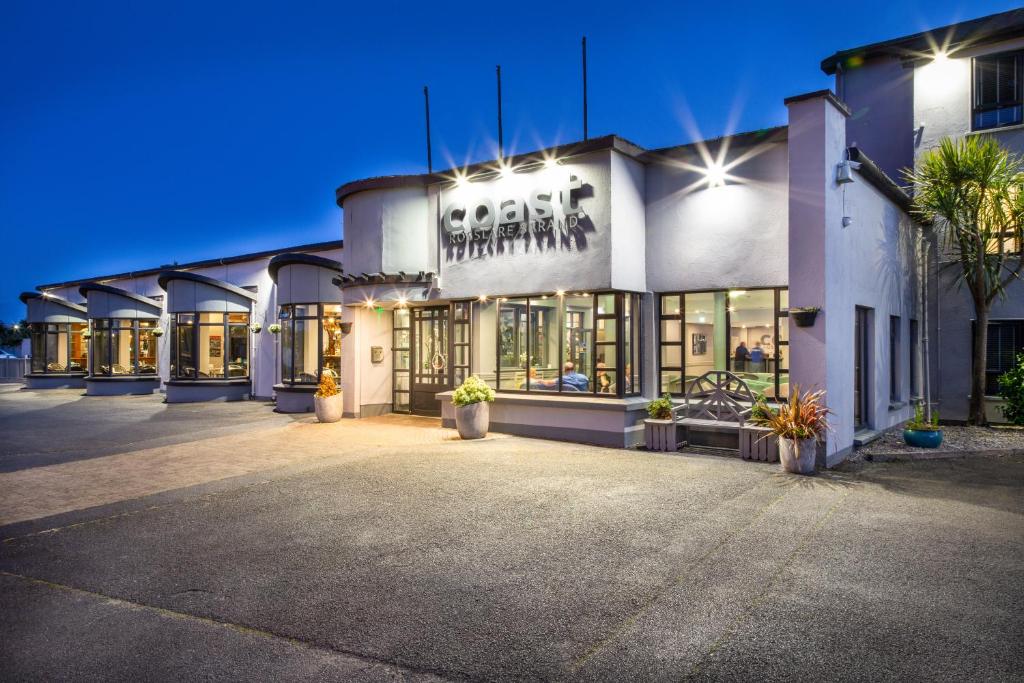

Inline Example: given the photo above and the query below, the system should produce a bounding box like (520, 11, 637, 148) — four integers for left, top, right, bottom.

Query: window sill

(888, 401, 907, 412)
(274, 383, 318, 393)
(968, 121, 1024, 136)
(26, 372, 87, 378)
(436, 390, 649, 412)
(167, 379, 251, 387)
(86, 375, 161, 382)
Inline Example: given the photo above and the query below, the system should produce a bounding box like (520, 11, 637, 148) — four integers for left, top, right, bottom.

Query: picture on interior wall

(210, 336, 222, 357)
(692, 333, 707, 356)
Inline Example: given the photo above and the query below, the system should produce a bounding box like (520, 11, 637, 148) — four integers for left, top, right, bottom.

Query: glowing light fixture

(396, 296, 408, 309)
(478, 294, 488, 302)
(555, 289, 566, 297)
(705, 161, 726, 188)
(727, 306, 736, 313)
(544, 157, 558, 169)
(698, 315, 706, 323)
(728, 290, 747, 298)
(499, 163, 514, 179)
(364, 299, 375, 309)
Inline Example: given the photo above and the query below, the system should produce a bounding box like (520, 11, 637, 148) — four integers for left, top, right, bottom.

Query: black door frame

(409, 304, 451, 416)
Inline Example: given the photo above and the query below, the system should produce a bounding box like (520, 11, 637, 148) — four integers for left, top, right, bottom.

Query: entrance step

(853, 429, 883, 447)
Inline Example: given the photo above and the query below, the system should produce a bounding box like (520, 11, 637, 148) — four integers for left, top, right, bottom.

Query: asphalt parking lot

(0, 386, 1022, 681)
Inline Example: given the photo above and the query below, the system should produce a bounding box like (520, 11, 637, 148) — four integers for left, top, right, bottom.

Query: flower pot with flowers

(754, 386, 831, 474)
(451, 375, 495, 439)
(313, 373, 343, 423)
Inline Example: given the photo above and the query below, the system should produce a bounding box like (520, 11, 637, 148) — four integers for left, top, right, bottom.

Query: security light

(705, 162, 726, 188)
(544, 158, 558, 169)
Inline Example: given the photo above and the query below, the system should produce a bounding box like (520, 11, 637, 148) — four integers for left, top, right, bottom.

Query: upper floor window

(973, 51, 1023, 131)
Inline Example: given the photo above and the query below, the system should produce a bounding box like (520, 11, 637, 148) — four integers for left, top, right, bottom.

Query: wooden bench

(644, 371, 778, 461)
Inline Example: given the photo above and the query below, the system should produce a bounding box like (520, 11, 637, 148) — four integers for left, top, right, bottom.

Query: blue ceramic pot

(903, 429, 943, 449)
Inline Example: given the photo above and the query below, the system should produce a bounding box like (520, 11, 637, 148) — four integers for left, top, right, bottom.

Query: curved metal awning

(19, 291, 88, 314)
(156, 271, 257, 301)
(78, 282, 162, 308)
(268, 252, 343, 284)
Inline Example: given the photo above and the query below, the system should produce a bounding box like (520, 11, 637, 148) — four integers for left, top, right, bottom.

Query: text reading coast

(442, 174, 587, 245)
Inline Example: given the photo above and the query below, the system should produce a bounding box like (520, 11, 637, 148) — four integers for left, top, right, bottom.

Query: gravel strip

(857, 424, 1024, 459)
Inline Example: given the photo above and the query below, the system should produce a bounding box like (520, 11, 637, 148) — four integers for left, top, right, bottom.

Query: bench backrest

(674, 370, 755, 424)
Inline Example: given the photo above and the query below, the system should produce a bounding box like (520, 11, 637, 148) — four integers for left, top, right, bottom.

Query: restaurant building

(18, 9, 1023, 466)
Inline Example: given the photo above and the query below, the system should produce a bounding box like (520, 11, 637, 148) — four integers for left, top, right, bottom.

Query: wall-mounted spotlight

(704, 162, 727, 188)
(836, 159, 861, 184)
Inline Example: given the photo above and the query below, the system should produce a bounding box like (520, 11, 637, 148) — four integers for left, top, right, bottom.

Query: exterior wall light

(478, 294, 488, 302)
(556, 290, 565, 297)
(705, 162, 727, 188)
(544, 158, 559, 169)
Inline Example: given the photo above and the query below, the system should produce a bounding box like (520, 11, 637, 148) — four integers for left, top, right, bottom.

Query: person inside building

(558, 362, 590, 392)
(734, 341, 750, 371)
(750, 342, 765, 372)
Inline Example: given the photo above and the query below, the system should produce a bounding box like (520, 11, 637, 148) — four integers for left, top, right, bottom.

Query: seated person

(558, 361, 589, 392)
(521, 367, 554, 391)
(597, 372, 613, 394)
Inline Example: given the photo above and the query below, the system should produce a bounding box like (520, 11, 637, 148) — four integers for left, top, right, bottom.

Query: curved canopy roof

(268, 252, 344, 284)
(19, 291, 87, 314)
(78, 283, 162, 308)
(156, 271, 257, 301)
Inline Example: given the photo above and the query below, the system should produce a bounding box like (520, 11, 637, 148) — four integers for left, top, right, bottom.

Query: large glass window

(90, 319, 160, 376)
(27, 323, 88, 374)
(278, 304, 340, 385)
(170, 312, 250, 380)
(486, 292, 640, 397)
(660, 288, 789, 399)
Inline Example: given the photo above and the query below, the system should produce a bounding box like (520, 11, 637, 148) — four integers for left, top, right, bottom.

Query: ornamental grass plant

(758, 386, 831, 442)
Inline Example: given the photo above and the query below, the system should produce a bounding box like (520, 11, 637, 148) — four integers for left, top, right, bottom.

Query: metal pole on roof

(496, 65, 504, 158)
(582, 36, 588, 141)
(423, 86, 433, 173)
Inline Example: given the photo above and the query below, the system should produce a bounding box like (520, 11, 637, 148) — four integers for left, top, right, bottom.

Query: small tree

(905, 137, 1024, 425)
(0, 320, 29, 351)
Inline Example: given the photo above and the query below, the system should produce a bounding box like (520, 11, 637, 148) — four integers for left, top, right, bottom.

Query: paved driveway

(0, 387, 1022, 680)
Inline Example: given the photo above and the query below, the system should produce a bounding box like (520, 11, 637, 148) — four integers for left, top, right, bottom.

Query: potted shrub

(903, 404, 943, 448)
(644, 393, 677, 451)
(152, 327, 164, 337)
(250, 322, 262, 334)
(759, 387, 831, 474)
(313, 373, 343, 423)
(268, 323, 282, 335)
(451, 375, 495, 439)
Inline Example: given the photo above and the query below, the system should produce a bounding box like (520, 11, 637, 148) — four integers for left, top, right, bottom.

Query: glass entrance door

(410, 306, 450, 416)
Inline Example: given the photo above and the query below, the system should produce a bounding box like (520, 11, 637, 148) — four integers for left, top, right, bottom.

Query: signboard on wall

(441, 172, 592, 258)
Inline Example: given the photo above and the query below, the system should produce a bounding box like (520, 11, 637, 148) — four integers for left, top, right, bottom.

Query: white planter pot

(455, 401, 489, 439)
(778, 436, 817, 474)
(314, 393, 344, 423)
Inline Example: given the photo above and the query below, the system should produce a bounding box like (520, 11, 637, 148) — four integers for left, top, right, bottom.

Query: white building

(19, 9, 1024, 465)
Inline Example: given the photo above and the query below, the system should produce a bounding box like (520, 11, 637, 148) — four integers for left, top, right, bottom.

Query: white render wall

(914, 36, 1024, 163)
(788, 93, 918, 464)
(645, 139, 789, 293)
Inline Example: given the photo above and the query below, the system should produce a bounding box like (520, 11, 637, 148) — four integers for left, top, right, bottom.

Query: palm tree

(905, 136, 1024, 425)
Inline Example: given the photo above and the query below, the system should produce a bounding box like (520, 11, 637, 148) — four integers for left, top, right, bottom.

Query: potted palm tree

(452, 375, 495, 439)
(756, 386, 831, 474)
(313, 373, 343, 423)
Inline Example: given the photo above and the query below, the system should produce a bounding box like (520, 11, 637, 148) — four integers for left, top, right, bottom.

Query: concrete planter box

(779, 436, 816, 474)
(455, 401, 489, 439)
(739, 425, 778, 462)
(644, 419, 678, 451)
(314, 393, 343, 423)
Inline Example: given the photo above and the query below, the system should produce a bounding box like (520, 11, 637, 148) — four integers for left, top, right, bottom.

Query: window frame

(88, 318, 159, 377)
(277, 303, 323, 385)
(972, 50, 1024, 132)
(490, 291, 642, 398)
(977, 319, 1024, 397)
(27, 322, 87, 374)
(170, 312, 250, 381)
(889, 315, 901, 403)
(657, 286, 789, 399)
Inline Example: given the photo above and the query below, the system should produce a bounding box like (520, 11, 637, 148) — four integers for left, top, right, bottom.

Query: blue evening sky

(0, 0, 1014, 322)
